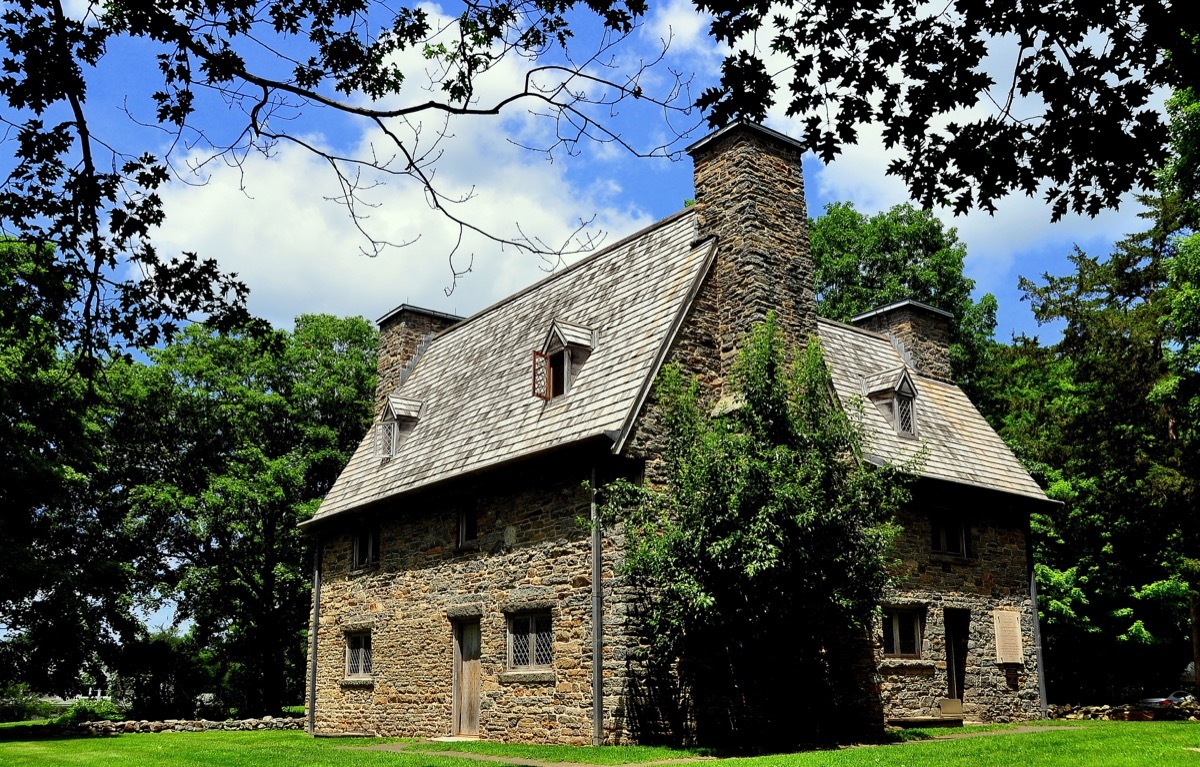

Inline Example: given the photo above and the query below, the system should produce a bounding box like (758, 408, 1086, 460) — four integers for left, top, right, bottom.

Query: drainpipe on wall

(1026, 517, 1048, 717)
(591, 466, 604, 745)
(307, 540, 323, 735)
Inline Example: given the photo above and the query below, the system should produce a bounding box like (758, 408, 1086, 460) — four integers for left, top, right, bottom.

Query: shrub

(0, 683, 54, 722)
(280, 705, 305, 717)
(52, 698, 125, 725)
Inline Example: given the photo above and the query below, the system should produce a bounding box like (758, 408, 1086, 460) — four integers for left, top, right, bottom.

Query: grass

(0, 721, 1197, 767)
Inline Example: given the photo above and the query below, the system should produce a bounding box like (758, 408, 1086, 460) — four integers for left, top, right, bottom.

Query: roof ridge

(425, 207, 695, 344)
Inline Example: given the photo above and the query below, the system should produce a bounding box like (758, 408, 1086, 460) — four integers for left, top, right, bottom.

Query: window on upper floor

(352, 525, 380, 569)
(532, 320, 595, 400)
(508, 612, 552, 668)
(457, 508, 479, 549)
(345, 631, 372, 677)
(862, 368, 919, 437)
(931, 515, 968, 557)
(882, 607, 923, 659)
(377, 396, 422, 458)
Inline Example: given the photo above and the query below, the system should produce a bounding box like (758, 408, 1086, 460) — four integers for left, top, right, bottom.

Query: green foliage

(0, 684, 53, 723)
(809, 202, 998, 398)
(117, 314, 377, 716)
(604, 315, 910, 747)
(697, 2, 1198, 222)
(50, 698, 124, 725)
(982, 137, 1200, 698)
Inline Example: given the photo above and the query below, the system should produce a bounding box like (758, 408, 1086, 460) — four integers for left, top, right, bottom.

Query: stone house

(300, 122, 1050, 742)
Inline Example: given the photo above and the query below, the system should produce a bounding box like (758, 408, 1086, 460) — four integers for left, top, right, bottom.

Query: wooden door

(454, 620, 481, 736)
(945, 609, 970, 701)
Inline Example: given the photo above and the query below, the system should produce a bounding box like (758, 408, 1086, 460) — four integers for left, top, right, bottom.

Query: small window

(508, 612, 552, 668)
(346, 631, 372, 677)
(895, 392, 915, 435)
(458, 508, 478, 548)
(532, 320, 594, 400)
(931, 515, 967, 557)
(352, 526, 380, 569)
(882, 608, 923, 658)
(378, 417, 416, 458)
(533, 349, 571, 399)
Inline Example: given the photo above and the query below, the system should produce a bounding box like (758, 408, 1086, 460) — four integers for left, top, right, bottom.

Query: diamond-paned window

(508, 612, 552, 667)
(896, 392, 914, 435)
(346, 631, 372, 676)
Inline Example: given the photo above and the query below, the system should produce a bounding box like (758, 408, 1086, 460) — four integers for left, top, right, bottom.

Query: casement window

(457, 508, 478, 548)
(931, 515, 968, 557)
(862, 368, 918, 437)
(895, 391, 915, 435)
(532, 320, 595, 400)
(376, 396, 422, 458)
(882, 608, 923, 658)
(508, 612, 552, 668)
(352, 526, 380, 569)
(345, 631, 372, 677)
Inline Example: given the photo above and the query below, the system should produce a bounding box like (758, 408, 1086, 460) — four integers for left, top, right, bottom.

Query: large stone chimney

(686, 122, 816, 375)
(851, 299, 954, 381)
(374, 304, 462, 415)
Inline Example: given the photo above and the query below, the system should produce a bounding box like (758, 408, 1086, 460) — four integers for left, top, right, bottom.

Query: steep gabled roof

(818, 318, 1048, 502)
(308, 209, 714, 524)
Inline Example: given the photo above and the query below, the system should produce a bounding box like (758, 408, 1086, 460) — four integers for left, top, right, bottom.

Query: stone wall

(375, 306, 462, 416)
(69, 717, 304, 736)
(310, 454, 637, 743)
(688, 123, 816, 385)
(876, 497, 1042, 722)
(852, 301, 953, 382)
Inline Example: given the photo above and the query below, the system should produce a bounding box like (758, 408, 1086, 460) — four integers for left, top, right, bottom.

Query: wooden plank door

(945, 609, 970, 701)
(455, 620, 481, 736)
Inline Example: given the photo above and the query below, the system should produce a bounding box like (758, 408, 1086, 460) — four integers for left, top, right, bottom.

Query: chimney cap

(685, 120, 804, 157)
(850, 299, 953, 325)
(376, 303, 465, 327)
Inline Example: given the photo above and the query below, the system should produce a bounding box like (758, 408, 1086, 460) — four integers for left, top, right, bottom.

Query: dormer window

(533, 320, 595, 400)
(862, 367, 918, 437)
(377, 396, 423, 458)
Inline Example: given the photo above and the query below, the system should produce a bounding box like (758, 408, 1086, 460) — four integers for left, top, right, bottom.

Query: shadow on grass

(0, 722, 101, 742)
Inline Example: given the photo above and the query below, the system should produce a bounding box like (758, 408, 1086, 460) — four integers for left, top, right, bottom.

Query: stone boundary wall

(69, 716, 305, 736)
(1048, 702, 1200, 721)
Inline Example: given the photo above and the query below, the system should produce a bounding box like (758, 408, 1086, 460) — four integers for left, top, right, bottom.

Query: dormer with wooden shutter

(532, 320, 596, 400)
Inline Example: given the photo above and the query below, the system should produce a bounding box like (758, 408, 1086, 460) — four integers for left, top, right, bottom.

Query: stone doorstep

(886, 716, 965, 728)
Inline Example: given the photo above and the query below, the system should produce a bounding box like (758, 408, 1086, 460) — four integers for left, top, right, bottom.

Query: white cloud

(151, 116, 652, 330)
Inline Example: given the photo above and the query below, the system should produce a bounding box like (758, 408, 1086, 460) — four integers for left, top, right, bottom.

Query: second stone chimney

(686, 122, 817, 375)
(375, 304, 462, 416)
(851, 300, 954, 381)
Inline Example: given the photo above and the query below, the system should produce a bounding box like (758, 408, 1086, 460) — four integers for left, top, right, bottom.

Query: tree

(3, 3, 1193, 364)
(603, 315, 910, 747)
(983, 187, 1199, 700)
(809, 201, 998, 397)
(122, 314, 377, 715)
(697, 1, 1199, 220)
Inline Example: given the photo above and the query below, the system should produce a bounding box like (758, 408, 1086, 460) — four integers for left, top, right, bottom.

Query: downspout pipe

(591, 466, 604, 745)
(307, 539, 323, 735)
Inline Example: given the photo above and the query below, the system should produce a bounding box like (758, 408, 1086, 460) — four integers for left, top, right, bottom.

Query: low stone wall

(1047, 702, 1200, 722)
(72, 716, 305, 736)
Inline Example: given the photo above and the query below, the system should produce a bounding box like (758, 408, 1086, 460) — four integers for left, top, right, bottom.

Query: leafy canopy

(603, 315, 910, 745)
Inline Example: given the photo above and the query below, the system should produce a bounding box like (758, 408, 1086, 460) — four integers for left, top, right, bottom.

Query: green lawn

(0, 721, 1197, 767)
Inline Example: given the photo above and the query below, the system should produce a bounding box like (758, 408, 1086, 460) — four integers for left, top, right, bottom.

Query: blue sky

(46, 2, 1159, 344)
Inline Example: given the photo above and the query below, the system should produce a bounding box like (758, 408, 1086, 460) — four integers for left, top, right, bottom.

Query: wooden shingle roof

(817, 318, 1048, 501)
(308, 209, 714, 524)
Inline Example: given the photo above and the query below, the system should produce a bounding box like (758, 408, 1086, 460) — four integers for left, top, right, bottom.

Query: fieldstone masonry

(374, 306, 462, 416)
(852, 301, 954, 382)
(310, 459, 637, 742)
(878, 502, 1041, 722)
(306, 121, 1044, 743)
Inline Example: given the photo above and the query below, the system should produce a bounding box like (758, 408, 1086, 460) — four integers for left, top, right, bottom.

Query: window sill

(349, 562, 380, 575)
(340, 676, 375, 687)
(929, 553, 972, 565)
(455, 540, 480, 553)
(498, 669, 555, 684)
(879, 658, 936, 675)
